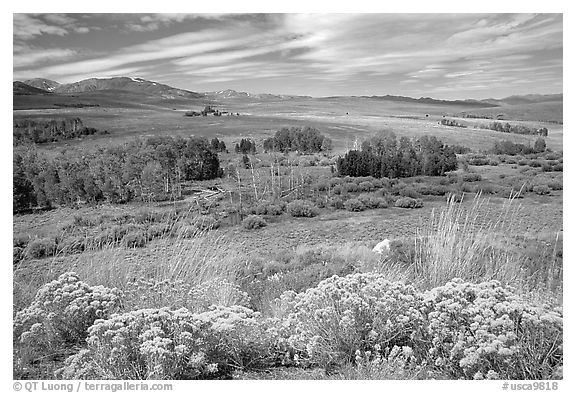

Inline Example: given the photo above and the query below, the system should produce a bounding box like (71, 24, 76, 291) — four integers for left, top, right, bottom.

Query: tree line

(480, 122, 548, 136)
(337, 132, 458, 178)
(13, 117, 107, 145)
(263, 127, 333, 153)
(491, 138, 547, 156)
(13, 136, 222, 212)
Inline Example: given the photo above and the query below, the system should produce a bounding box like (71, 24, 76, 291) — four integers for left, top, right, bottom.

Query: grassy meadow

(13, 94, 563, 380)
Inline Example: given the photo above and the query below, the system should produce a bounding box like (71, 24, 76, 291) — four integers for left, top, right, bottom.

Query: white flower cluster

(14, 272, 122, 350)
(423, 278, 563, 379)
(57, 305, 283, 380)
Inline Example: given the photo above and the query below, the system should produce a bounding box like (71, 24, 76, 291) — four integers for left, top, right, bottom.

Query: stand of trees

(210, 138, 227, 153)
(13, 136, 222, 212)
(235, 139, 257, 154)
(491, 137, 547, 155)
(337, 132, 458, 178)
(440, 118, 466, 127)
(480, 122, 548, 136)
(263, 127, 333, 153)
(13, 118, 107, 145)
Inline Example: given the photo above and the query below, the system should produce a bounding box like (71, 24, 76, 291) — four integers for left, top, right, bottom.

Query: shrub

(328, 197, 345, 210)
(358, 181, 375, 192)
(344, 198, 366, 212)
(243, 215, 268, 230)
(532, 184, 551, 195)
(462, 173, 482, 182)
(342, 183, 359, 193)
(122, 231, 147, 248)
(529, 160, 543, 168)
(14, 233, 30, 249)
(467, 155, 490, 166)
(287, 200, 319, 218)
(398, 187, 421, 199)
(394, 197, 423, 209)
(24, 237, 57, 259)
(357, 194, 388, 209)
(193, 216, 220, 231)
(415, 184, 448, 196)
(14, 272, 122, 352)
(423, 279, 563, 380)
(58, 236, 86, 254)
(553, 164, 563, 172)
(547, 180, 563, 191)
(253, 201, 284, 216)
(329, 177, 343, 187)
(281, 273, 425, 368)
(56, 306, 283, 379)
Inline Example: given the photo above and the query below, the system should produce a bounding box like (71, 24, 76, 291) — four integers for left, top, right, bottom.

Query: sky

(13, 13, 563, 99)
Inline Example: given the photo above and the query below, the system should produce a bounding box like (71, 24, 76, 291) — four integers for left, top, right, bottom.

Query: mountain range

(14, 76, 563, 108)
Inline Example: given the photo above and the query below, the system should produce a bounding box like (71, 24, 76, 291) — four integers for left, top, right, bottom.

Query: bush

(14, 273, 122, 352)
(532, 184, 551, 195)
(342, 183, 359, 193)
(398, 187, 421, 199)
(13, 233, 30, 249)
(394, 197, 423, 209)
(467, 155, 490, 166)
(357, 194, 388, 209)
(328, 197, 345, 210)
(253, 201, 284, 216)
(462, 173, 483, 182)
(24, 238, 57, 259)
(287, 200, 319, 218)
(358, 181, 375, 192)
(280, 273, 425, 368)
(56, 306, 282, 379)
(423, 279, 563, 379)
(415, 184, 448, 196)
(58, 236, 86, 254)
(122, 231, 147, 248)
(194, 216, 220, 231)
(344, 198, 366, 212)
(243, 215, 268, 230)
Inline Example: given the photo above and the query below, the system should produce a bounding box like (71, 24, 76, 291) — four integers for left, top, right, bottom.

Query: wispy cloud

(13, 13, 563, 98)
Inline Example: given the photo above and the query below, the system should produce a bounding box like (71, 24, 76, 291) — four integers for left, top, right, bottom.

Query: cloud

(13, 13, 562, 98)
(13, 48, 77, 68)
(13, 14, 68, 40)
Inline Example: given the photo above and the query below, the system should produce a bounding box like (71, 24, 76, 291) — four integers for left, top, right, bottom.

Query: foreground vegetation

(13, 120, 562, 380)
(14, 191, 563, 380)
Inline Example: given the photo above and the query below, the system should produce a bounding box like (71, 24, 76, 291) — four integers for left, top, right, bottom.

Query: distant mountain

(24, 78, 61, 92)
(13, 81, 53, 95)
(481, 94, 563, 106)
(52, 77, 203, 99)
(204, 88, 309, 100)
(356, 94, 499, 108)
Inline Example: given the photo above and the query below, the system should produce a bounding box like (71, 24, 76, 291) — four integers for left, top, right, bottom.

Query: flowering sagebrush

(14, 272, 122, 351)
(282, 273, 425, 368)
(422, 279, 563, 380)
(57, 305, 284, 380)
(123, 277, 250, 312)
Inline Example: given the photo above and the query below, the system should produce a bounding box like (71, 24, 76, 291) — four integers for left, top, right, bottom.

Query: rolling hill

(23, 78, 61, 92)
(53, 77, 203, 99)
(13, 81, 52, 95)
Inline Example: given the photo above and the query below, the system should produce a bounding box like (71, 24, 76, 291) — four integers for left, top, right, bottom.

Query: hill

(13, 81, 52, 95)
(23, 78, 61, 92)
(481, 94, 563, 106)
(53, 77, 203, 99)
(204, 89, 308, 101)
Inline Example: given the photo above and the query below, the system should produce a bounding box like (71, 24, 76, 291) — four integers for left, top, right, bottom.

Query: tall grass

(13, 213, 250, 313)
(408, 193, 562, 298)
